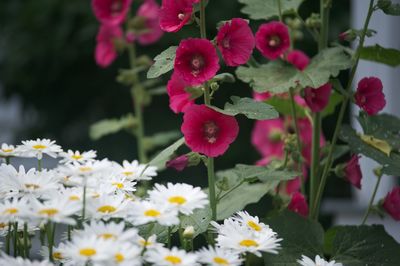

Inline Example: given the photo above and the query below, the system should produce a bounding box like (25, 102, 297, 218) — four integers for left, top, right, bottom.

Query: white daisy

(98, 175, 137, 194)
(76, 221, 139, 243)
(128, 200, 179, 226)
(233, 211, 272, 233)
(29, 198, 81, 225)
(115, 160, 157, 181)
(148, 183, 208, 215)
(145, 246, 199, 266)
(0, 254, 53, 266)
(297, 255, 343, 266)
(0, 197, 30, 223)
(0, 219, 37, 236)
(49, 187, 84, 203)
(59, 150, 97, 164)
(60, 159, 112, 178)
(197, 246, 243, 266)
(17, 138, 62, 160)
(105, 242, 142, 266)
(137, 234, 163, 250)
(86, 194, 130, 220)
(0, 143, 19, 158)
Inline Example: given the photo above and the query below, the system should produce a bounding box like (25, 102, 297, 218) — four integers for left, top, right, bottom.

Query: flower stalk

(362, 175, 382, 225)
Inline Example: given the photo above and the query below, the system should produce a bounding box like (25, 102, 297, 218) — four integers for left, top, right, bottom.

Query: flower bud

(183, 226, 195, 239)
(166, 155, 189, 172)
(382, 186, 400, 221)
(288, 192, 309, 217)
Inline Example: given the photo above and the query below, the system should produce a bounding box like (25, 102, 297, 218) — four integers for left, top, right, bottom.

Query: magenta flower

(181, 105, 239, 157)
(95, 24, 123, 68)
(255, 21, 290, 60)
(304, 83, 332, 113)
(344, 155, 362, 189)
(167, 72, 195, 113)
(174, 38, 220, 86)
(251, 118, 285, 158)
(136, 0, 164, 45)
(166, 155, 189, 171)
(159, 0, 193, 32)
(253, 91, 272, 102)
(383, 187, 400, 221)
(288, 192, 309, 217)
(286, 50, 310, 71)
(92, 0, 132, 25)
(355, 77, 386, 115)
(217, 18, 255, 66)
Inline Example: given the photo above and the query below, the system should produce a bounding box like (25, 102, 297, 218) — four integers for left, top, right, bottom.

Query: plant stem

(207, 158, 217, 221)
(200, 0, 207, 39)
(47, 223, 55, 262)
(309, 112, 321, 219)
(5, 157, 10, 165)
(23, 222, 29, 258)
(81, 184, 87, 227)
(245, 253, 251, 266)
(38, 159, 42, 172)
(13, 221, 18, 257)
(277, 0, 283, 21)
(6, 222, 12, 254)
(361, 175, 382, 225)
(310, 0, 375, 219)
(167, 226, 172, 248)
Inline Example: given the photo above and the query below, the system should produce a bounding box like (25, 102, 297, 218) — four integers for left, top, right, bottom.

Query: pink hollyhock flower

(304, 83, 332, 113)
(288, 192, 309, 217)
(174, 38, 220, 86)
(253, 91, 272, 102)
(159, 0, 193, 32)
(251, 118, 285, 157)
(92, 0, 132, 25)
(355, 77, 386, 115)
(166, 155, 189, 171)
(181, 105, 239, 157)
(344, 155, 362, 189)
(383, 187, 400, 221)
(286, 50, 310, 71)
(255, 21, 290, 60)
(217, 18, 255, 66)
(136, 0, 164, 45)
(95, 24, 123, 68)
(167, 72, 195, 113)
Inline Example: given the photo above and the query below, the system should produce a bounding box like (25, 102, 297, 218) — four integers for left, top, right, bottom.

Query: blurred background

(0, 0, 399, 241)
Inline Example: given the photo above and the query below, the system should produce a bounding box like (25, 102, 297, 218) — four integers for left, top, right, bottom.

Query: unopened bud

(183, 226, 194, 239)
(210, 82, 219, 91)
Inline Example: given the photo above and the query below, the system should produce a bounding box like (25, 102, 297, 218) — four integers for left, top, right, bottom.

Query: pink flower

(159, 0, 193, 32)
(383, 187, 400, 221)
(344, 155, 362, 189)
(217, 18, 255, 66)
(136, 0, 164, 45)
(174, 38, 220, 86)
(92, 0, 132, 25)
(95, 24, 123, 68)
(355, 77, 386, 115)
(166, 155, 189, 171)
(255, 21, 290, 60)
(304, 83, 332, 112)
(253, 91, 272, 102)
(288, 192, 309, 217)
(181, 105, 239, 157)
(286, 50, 310, 71)
(251, 118, 285, 157)
(167, 72, 195, 113)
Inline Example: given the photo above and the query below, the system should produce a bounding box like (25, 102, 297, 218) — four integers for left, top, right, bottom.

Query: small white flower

(145, 246, 199, 266)
(49, 187, 84, 203)
(148, 183, 208, 215)
(0, 197, 30, 223)
(197, 246, 243, 266)
(0, 254, 53, 266)
(99, 175, 137, 194)
(76, 221, 138, 244)
(17, 138, 62, 160)
(129, 200, 179, 226)
(60, 159, 112, 179)
(29, 198, 81, 225)
(137, 234, 163, 250)
(297, 255, 343, 266)
(86, 194, 130, 220)
(59, 150, 97, 164)
(116, 160, 157, 181)
(105, 242, 142, 266)
(0, 143, 19, 157)
(233, 211, 272, 233)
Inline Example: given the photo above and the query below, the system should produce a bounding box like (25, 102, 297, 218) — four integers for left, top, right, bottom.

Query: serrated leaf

(359, 134, 392, 156)
(211, 96, 279, 120)
(378, 0, 400, 16)
(147, 46, 177, 79)
(144, 131, 181, 152)
(180, 207, 212, 238)
(89, 114, 136, 141)
(359, 45, 400, 67)
(236, 47, 351, 93)
(148, 137, 185, 170)
(238, 0, 303, 20)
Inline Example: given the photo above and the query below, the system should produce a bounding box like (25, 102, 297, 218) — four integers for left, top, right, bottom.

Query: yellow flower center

(69, 195, 80, 201)
(122, 171, 134, 176)
(2, 149, 13, 153)
(125, 194, 135, 201)
(144, 209, 161, 217)
(112, 182, 124, 189)
(97, 205, 117, 213)
(247, 221, 262, 232)
(115, 253, 125, 263)
(39, 208, 59, 216)
(139, 239, 152, 247)
(213, 257, 229, 265)
(239, 239, 259, 247)
(92, 193, 100, 199)
(53, 252, 63, 260)
(79, 248, 97, 257)
(4, 208, 18, 215)
(79, 166, 92, 172)
(71, 154, 83, 160)
(168, 196, 187, 205)
(32, 144, 47, 150)
(25, 183, 40, 190)
(0, 223, 7, 229)
(99, 233, 116, 240)
(164, 255, 182, 264)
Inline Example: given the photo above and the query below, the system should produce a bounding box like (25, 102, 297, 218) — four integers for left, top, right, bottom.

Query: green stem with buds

(362, 175, 382, 225)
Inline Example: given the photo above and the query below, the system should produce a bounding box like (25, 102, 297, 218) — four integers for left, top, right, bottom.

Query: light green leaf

(89, 114, 136, 141)
(212, 73, 236, 83)
(149, 137, 185, 170)
(232, 164, 299, 182)
(236, 47, 351, 93)
(378, 0, 400, 16)
(137, 223, 169, 243)
(238, 0, 303, 20)
(359, 45, 400, 67)
(211, 96, 279, 120)
(147, 46, 177, 79)
(144, 131, 181, 152)
(180, 207, 212, 238)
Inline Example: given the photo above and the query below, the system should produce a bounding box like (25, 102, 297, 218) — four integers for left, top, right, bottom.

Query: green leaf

(232, 164, 299, 182)
(328, 225, 400, 265)
(238, 0, 303, 20)
(148, 137, 185, 170)
(89, 114, 136, 141)
(180, 207, 212, 238)
(212, 73, 236, 83)
(147, 46, 177, 79)
(137, 223, 169, 243)
(359, 45, 400, 67)
(211, 96, 279, 120)
(378, 0, 400, 16)
(144, 131, 181, 152)
(263, 211, 325, 265)
(236, 47, 351, 93)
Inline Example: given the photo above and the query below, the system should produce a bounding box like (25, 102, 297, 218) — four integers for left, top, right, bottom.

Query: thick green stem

(23, 223, 29, 258)
(245, 253, 251, 266)
(5, 157, 10, 165)
(47, 223, 55, 262)
(6, 222, 11, 254)
(38, 159, 42, 172)
(81, 184, 87, 227)
(207, 158, 217, 221)
(200, 0, 207, 39)
(318, 0, 330, 51)
(311, 0, 375, 219)
(13, 222, 18, 257)
(362, 175, 382, 225)
(277, 0, 283, 21)
(309, 112, 321, 219)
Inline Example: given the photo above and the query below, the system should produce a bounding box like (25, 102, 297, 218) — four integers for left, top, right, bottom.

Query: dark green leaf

(149, 137, 185, 170)
(233, 164, 299, 182)
(144, 131, 181, 152)
(137, 223, 168, 243)
(147, 46, 177, 79)
(89, 114, 136, 141)
(359, 45, 400, 67)
(265, 96, 307, 118)
(378, 0, 400, 16)
(238, 0, 303, 20)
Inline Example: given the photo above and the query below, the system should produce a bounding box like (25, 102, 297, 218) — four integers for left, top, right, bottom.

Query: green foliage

(236, 47, 351, 93)
(238, 0, 303, 20)
(148, 137, 185, 170)
(359, 45, 400, 67)
(147, 46, 177, 79)
(137, 223, 169, 243)
(180, 207, 212, 238)
(143, 131, 181, 153)
(229, 164, 299, 182)
(211, 96, 279, 120)
(89, 114, 137, 141)
(378, 0, 400, 16)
